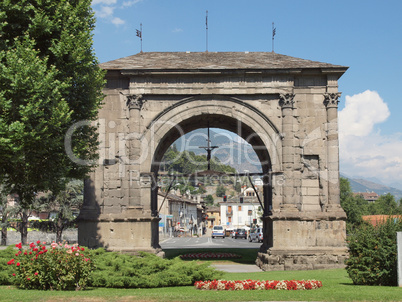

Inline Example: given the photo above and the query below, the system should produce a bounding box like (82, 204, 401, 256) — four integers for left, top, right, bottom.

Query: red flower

(16, 262, 20, 267)
(15, 243, 22, 249)
(27, 277, 30, 281)
(81, 247, 85, 251)
(36, 240, 41, 245)
(29, 242, 35, 248)
(24, 251, 27, 255)
(12, 273, 15, 276)
(42, 245, 46, 250)
(34, 272, 38, 276)
(7, 259, 15, 265)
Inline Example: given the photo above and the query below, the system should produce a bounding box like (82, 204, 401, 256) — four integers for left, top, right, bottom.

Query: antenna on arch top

(136, 23, 143, 53)
(205, 10, 209, 52)
(272, 22, 276, 52)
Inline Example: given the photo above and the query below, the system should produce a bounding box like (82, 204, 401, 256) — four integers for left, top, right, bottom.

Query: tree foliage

(35, 179, 83, 242)
(216, 185, 226, 198)
(204, 194, 214, 205)
(0, 0, 105, 243)
(340, 177, 369, 233)
(346, 218, 402, 286)
(161, 145, 236, 175)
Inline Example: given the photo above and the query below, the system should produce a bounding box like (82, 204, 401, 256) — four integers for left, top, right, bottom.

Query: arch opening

(149, 112, 276, 251)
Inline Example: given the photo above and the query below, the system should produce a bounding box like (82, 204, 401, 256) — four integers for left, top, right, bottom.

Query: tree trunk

(1, 209, 7, 245)
(56, 216, 64, 243)
(1, 223, 7, 246)
(20, 210, 28, 245)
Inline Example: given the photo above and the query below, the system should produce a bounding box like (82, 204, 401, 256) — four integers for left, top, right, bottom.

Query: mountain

(172, 128, 262, 173)
(341, 174, 402, 200)
(171, 129, 402, 200)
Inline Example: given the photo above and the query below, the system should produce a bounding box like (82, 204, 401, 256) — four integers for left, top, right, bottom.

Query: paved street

(160, 235, 261, 249)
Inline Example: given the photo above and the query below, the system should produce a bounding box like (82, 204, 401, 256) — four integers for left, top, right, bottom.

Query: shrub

(7, 241, 94, 290)
(346, 218, 402, 286)
(90, 250, 223, 288)
(2, 246, 223, 289)
(0, 246, 16, 285)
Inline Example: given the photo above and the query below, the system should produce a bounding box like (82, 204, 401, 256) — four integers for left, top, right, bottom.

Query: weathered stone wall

(3, 230, 78, 246)
(79, 52, 348, 269)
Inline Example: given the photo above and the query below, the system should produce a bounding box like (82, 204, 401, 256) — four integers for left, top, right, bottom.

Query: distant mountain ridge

(171, 129, 402, 199)
(173, 128, 262, 173)
(341, 175, 402, 200)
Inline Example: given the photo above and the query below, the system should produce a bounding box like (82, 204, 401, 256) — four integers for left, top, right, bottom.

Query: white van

(211, 225, 225, 239)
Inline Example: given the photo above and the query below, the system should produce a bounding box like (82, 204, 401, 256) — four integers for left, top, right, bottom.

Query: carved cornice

(279, 93, 295, 109)
(127, 94, 145, 110)
(324, 92, 342, 108)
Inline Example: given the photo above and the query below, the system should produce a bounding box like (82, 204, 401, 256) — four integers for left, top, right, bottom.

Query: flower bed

(8, 241, 93, 290)
(194, 279, 323, 290)
(180, 252, 241, 259)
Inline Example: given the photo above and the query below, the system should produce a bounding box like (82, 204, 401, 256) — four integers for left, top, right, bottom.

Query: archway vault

(144, 95, 282, 174)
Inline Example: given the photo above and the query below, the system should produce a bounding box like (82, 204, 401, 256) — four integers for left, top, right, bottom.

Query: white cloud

(92, 0, 117, 5)
(96, 6, 115, 18)
(112, 17, 125, 26)
(122, 0, 143, 7)
(172, 28, 183, 33)
(339, 90, 389, 137)
(339, 90, 402, 188)
(93, 0, 142, 27)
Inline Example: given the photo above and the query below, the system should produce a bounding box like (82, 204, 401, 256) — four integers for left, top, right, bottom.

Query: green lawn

(1, 268, 401, 302)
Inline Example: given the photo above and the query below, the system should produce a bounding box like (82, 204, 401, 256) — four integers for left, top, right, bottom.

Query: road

(160, 235, 262, 249)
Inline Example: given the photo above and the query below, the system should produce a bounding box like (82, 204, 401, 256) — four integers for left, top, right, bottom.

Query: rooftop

(100, 51, 347, 72)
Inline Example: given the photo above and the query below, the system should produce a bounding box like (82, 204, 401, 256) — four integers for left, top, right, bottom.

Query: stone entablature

(79, 51, 348, 270)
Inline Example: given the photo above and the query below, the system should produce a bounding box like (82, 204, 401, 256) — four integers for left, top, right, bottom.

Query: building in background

(353, 192, 380, 203)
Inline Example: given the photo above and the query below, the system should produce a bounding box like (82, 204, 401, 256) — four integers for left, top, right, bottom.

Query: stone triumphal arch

(78, 52, 348, 270)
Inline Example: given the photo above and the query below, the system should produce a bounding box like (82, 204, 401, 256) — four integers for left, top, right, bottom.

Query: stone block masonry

(78, 52, 348, 270)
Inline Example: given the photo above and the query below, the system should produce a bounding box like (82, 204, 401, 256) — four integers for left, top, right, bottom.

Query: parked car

(235, 228, 247, 239)
(248, 227, 263, 242)
(211, 225, 225, 239)
(231, 229, 237, 238)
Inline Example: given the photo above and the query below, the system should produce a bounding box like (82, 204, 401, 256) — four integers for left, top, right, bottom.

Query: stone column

(323, 92, 343, 211)
(279, 93, 297, 211)
(127, 94, 145, 208)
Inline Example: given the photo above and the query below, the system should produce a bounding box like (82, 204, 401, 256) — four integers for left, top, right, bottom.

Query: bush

(7, 241, 94, 290)
(1, 245, 223, 289)
(0, 246, 16, 285)
(90, 250, 223, 288)
(346, 218, 402, 286)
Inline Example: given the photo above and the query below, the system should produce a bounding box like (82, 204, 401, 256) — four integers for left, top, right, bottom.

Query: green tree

(39, 179, 83, 242)
(0, 1, 104, 244)
(204, 194, 214, 205)
(234, 181, 242, 193)
(369, 193, 401, 215)
(216, 185, 226, 197)
(346, 217, 402, 286)
(340, 177, 369, 233)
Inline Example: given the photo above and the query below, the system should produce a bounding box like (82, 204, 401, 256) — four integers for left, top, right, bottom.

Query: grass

(1, 268, 401, 301)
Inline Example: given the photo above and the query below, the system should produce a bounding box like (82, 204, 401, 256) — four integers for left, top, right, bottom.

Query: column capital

(279, 93, 295, 109)
(324, 92, 342, 108)
(127, 94, 145, 110)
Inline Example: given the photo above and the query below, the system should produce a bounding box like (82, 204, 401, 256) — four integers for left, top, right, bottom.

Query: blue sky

(91, 0, 402, 189)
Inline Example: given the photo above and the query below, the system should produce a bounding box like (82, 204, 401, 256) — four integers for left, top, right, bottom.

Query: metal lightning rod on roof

(136, 23, 143, 53)
(272, 22, 276, 52)
(206, 10, 208, 52)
